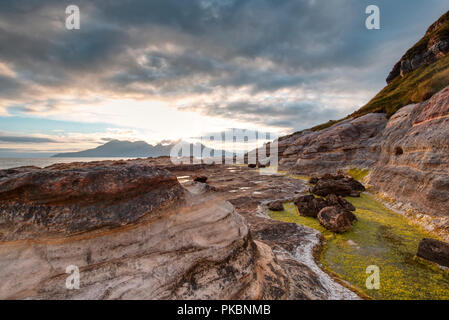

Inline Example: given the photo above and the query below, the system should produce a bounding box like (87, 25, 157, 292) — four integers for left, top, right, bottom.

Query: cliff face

(279, 84, 449, 234)
(279, 113, 387, 171)
(386, 11, 449, 84)
(369, 86, 449, 218)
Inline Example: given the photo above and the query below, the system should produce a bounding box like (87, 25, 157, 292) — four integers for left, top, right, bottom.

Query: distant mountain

(52, 140, 229, 158)
(53, 140, 177, 158)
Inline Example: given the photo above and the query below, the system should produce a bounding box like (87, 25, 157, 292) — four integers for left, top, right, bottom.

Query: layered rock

(0, 163, 184, 241)
(280, 113, 387, 172)
(0, 162, 258, 299)
(368, 86, 449, 218)
(0, 161, 359, 300)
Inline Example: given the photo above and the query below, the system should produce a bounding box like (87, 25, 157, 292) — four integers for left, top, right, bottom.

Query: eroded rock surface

(368, 86, 449, 219)
(0, 163, 184, 241)
(0, 161, 359, 300)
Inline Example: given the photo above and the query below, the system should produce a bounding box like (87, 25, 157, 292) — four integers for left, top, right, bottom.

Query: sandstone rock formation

(417, 238, 449, 268)
(368, 86, 449, 220)
(279, 113, 387, 172)
(0, 163, 185, 241)
(0, 162, 253, 299)
(0, 161, 359, 300)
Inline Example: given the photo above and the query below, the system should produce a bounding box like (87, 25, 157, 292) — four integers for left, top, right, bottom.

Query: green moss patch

(269, 193, 449, 300)
(352, 54, 449, 118)
(346, 168, 370, 181)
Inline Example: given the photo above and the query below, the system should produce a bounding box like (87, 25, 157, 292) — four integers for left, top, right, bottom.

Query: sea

(0, 158, 137, 170)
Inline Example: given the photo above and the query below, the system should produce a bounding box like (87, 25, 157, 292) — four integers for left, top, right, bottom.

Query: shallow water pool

(269, 194, 449, 300)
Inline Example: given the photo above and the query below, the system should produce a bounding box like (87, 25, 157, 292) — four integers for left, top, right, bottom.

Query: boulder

(311, 175, 365, 197)
(193, 175, 208, 183)
(317, 206, 357, 233)
(312, 179, 354, 197)
(268, 200, 284, 211)
(294, 195, 328, 218)
(325, 194, 356, 212)
(417, 238, 449, 268)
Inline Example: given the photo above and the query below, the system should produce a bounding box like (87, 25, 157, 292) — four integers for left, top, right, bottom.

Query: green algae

(346, 168, 370, 182)
(269, 194, 449, 300)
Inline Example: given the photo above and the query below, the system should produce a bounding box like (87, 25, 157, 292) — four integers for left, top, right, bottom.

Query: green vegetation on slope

(269, 194, 449, 300)
(403, 10, 449, 61)
(310, 119, 348, 132)
(352, 54, 449, 118)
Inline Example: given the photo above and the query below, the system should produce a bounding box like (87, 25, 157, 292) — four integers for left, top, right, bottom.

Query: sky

(0, 0, 448, 157)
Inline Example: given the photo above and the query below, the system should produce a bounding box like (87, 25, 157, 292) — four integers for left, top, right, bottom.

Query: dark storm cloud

(0, 0, 448, 131)
(180, 100, 344, 129)
(0, 76, 24, 97)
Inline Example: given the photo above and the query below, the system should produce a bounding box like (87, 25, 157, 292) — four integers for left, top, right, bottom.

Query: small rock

(417, 238, 449, 268)
(193, 175, 208, 183)
(318, 206, 357, 233)
(268, 201, 284, 211)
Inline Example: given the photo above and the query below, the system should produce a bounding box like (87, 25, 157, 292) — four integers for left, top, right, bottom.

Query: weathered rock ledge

(0, 161, 358, 300)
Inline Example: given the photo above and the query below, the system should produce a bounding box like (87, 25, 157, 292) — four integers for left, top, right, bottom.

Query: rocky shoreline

(0, 160, 362, 299)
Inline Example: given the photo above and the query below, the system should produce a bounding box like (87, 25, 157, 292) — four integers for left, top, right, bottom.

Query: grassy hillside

(351, 53, 449, 118)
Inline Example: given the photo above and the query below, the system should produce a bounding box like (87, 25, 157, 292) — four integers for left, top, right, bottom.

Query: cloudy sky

(0, 0, 447, 156)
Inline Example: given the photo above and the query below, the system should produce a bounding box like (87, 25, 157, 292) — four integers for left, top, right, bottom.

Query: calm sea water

(0, 158, 137, 170)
